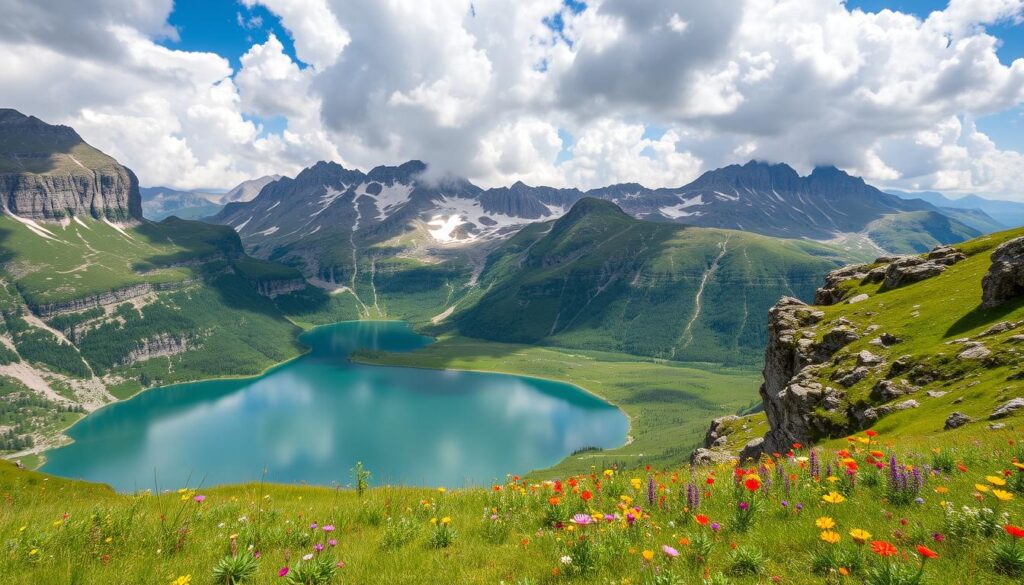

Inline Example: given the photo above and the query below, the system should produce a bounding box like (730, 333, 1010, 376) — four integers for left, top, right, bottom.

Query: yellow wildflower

(986, 476, 1007, 487)
(815, 517, 836, 530)
(849, 529, 871, 544)
(820, 530, 841, 544)
(975, 484, 990, 493)
(630, 478, 643, 490)
(822, 492, 846, 504)
(441, 516, 451, 525)
(170, 577, 192, 585)
(992, 489, 1014, 502)
(437, 487, 447, 494)
(642, 549, 655, 562)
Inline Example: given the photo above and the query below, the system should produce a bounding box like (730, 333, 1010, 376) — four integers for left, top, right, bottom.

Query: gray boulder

(957, 343, 992, 361)
(982, 237, 1024, 308)
(977, 322, 1018, 338)
(738, 437, 766, 462)
(944, 412, 972, 430)
(883, 257, 946, 289)
(836, 366, 870, 388)
(871, 379, 918, 402)
(690, 447, 734, 466)
(858, 350, 885, 367)
(989, 398, 1024, 420)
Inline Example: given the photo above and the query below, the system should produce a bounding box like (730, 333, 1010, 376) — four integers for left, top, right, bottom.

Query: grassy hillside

(774, 226, 1024, 445)
(0, 215, 320, 458)
(452, 199, 853, 365)
(1, 426, 1022, 584)
(864, 211, 980, 254)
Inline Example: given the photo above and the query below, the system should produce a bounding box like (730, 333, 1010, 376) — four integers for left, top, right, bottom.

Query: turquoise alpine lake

(41, 321, 629, 491)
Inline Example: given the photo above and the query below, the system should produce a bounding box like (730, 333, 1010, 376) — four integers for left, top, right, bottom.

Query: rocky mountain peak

(0, 109, 142, 222)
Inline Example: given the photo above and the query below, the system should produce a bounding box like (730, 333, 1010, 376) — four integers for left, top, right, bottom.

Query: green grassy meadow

(2, 427, 1023, 584)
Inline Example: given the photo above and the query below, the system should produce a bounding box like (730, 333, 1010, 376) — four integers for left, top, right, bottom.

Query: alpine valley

(0, 108, 1011, 462)
(3, 107, 1024, 584)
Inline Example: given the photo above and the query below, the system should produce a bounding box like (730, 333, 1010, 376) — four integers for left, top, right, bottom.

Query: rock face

(28, 283, 155, 318)
(249, 278, 307, 298)
(751, 297, 853, 458)
(982, 237, 1024, 308)
(0, 109, 142, 221)
(119, 333, 194, 366)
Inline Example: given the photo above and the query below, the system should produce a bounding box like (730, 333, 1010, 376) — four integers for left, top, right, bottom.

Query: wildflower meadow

(2, 429, 1023, 584)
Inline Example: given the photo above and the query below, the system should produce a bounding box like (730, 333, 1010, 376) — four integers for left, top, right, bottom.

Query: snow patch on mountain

(427, 215, 467, 243)
(425, 195, 543, 243)
(313, 187, 346, 217)
(364, 183, 413, 220)
(235, 217, 252, 232)
(660, 195, 705, 219)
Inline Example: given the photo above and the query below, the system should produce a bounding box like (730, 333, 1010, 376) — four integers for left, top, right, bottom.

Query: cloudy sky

(2, 0, 1024, 199)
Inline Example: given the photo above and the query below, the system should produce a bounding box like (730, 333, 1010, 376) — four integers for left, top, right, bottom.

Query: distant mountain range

(888, 189, 1024, 229)
(140, 175, 281, 221)
(210, 159, 988, 289)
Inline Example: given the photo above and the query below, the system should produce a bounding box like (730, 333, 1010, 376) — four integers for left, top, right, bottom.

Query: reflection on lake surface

(42, 321, 628, 491)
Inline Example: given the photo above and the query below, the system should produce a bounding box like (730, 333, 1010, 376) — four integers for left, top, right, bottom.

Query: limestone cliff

(0, 109, 142, 221)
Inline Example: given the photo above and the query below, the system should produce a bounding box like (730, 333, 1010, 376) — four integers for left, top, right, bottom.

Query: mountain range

(139, 175, 280, 220)
(211, 159, 991, 277)
(888, 189, 1024, 229)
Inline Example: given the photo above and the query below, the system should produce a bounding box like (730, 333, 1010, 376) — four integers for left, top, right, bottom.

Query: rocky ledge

(814, 245, 965, 305)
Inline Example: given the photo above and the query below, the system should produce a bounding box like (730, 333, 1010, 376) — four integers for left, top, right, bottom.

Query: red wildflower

(744, 477, 762, 492)
(1005, 525, 1024, 539)
(865, 430, 878, 437)
(916, 545, 939, 559)
(871, 541, 897, 557)
(695, 514, 710, 526)
(706, 477, 715, 485)
(581, 490, 593, 502)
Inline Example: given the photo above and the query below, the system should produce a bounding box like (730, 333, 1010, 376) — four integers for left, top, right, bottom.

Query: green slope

(865, 210, 980, 254)
(0, 215, 318, 455)
(757, 226, 1024, 446)
(453, 198, 853, 365)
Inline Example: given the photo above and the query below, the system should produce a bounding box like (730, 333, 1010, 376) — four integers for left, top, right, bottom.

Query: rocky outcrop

(870, 379, 918, 402)
(814, 264, 873, 305)
(882, 246, 964, 289)
(989, 398, 1024, 420)
(250, 278, 307, 298)
(749, 298, 860, 458)
(0, 109, 142, 221)
(118, 333, 193, 366)
(813, 245, 965, 303)
(690, 447, 735, 465)
(944, 412, 972, 430)
(982, 237, 1024, 308)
